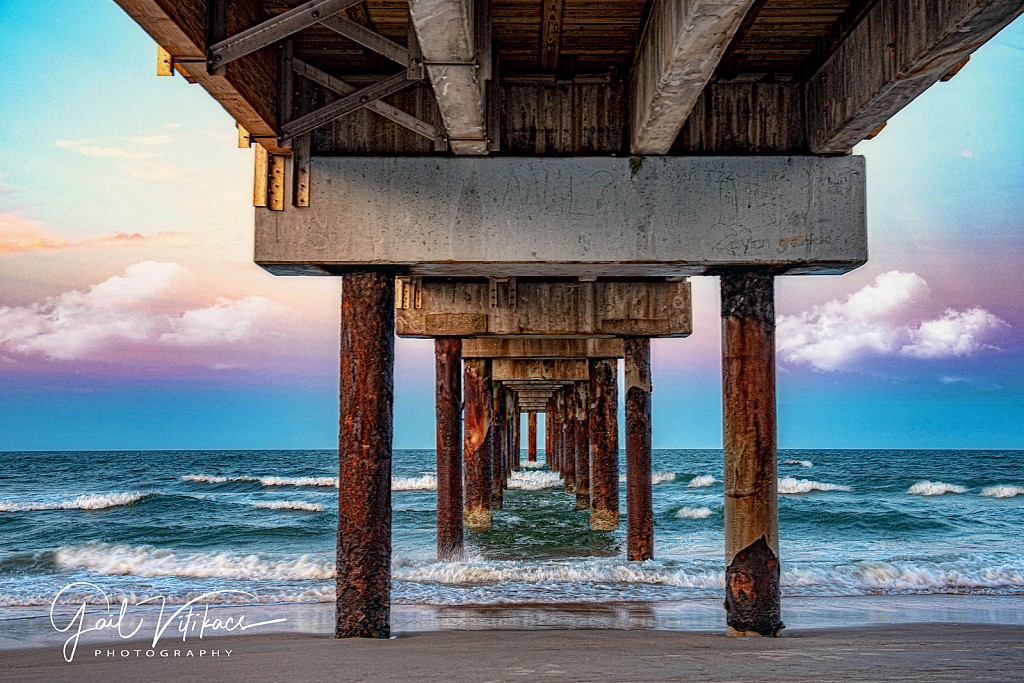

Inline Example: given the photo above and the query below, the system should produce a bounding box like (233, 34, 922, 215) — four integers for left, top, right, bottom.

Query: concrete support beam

(255, 157, 867, 277)
(336, 271, 394, 639)
(624, 337, 653, 561)
(463, 338, 624, 359)
(493, 359, 589, 382)
(574, 382, 590, 510)
(396, 280, 692, 338)
(408, 0, 488, 154)
(588, 358, 619, 531)
(628, 0, 756, 154)
(434, 337, 464, 561)
(721, 270, 782, 637)
(463, 359, 493, 530)
(806, 0, 1024, 154)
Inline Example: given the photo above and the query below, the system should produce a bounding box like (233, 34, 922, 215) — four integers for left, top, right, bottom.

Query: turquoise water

(1, 449, 1022, 614)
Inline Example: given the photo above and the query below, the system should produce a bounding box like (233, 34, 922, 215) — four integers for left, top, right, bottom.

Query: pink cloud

(0, 214, 190, 255)
(0, 261, 292, 363)
(777, 271, 1008, 371)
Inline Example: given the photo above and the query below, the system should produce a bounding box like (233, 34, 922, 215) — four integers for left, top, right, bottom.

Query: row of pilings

(335, 269, 781, 639)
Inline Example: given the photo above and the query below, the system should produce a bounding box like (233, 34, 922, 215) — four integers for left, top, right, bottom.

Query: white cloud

(777, 271, 1006, 371)
(125, 135, 175, 145)
(0, 261, 291, 362)
(53, 137, 166, 159)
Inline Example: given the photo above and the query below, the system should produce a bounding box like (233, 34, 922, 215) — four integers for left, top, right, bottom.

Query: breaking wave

(520, 460, 547, 469)
(687, 475, 717, 488)
(251, 501, 323, 512)
(53, 543, 334, 581)
(981, 485, 1024, 499)
(184, 474, 437, 490)
(652, 472, 676, 485)
(0, 492, 154, 512)
(507, 471, 563, 490)
(778, 478, 851, 494)
(785, 460, 813, 468)
(674, 507, 713, 520)
(907, 481, 967, 496)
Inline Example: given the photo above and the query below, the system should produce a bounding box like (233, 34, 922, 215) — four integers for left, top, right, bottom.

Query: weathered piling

(337, 271, 394, 639)
(562, 386, 577, 494)
(574, 382, 590, 510)
(491, 382, 505, 509)
(589, 358, 620, 531)
(506, 390, 516, 478)
(624, 337, 654, 561)
(434, 337, 463, 562)
(463, 359, 493, 530)
(546, 398, 555, 471)
(721, 269, 782, 637)
(513, 401, 521, 471)
(528, 412, 538, 462)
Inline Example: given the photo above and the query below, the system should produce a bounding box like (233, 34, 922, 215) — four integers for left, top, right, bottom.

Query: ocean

(1, 448, 1023, 632)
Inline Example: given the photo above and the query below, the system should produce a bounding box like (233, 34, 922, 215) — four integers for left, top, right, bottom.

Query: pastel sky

(1, 0, 1022, 451)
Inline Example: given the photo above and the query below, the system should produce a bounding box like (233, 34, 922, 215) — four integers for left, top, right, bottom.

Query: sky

(1, 1, 1023, 451)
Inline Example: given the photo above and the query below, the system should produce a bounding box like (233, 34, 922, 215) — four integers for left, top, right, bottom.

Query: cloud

(0, 214, 190, 254)
(125, 135, 175, 146)
(0, 261, 291, 362)
(53, 136, 170, 159)
(777, 271, 1007, 371)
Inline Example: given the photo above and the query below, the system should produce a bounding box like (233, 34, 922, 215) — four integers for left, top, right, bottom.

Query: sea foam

(778, 478, 851, 494)
(687, 475, 717, 488)
(980, 485, 1024, 499)
(652, 472, 676, 485)
(785, 460, 813, 468)
(674, 507, 713, 520)
(519, 460, 547, 469)
(507, 471, 563, 490)
(251, 501, 323, 512)
(393, 474, 438, 491)
(184, 473, 437, 490)
(53, 543, 334, 581)
(0, 492, 154, 512)
(907, 481, 967, 496)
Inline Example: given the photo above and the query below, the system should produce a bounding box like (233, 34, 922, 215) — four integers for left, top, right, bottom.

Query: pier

(114, 0, 1024, 640)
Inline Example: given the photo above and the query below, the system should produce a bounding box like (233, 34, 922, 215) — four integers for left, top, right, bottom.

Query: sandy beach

(2, 622, 1022, 682)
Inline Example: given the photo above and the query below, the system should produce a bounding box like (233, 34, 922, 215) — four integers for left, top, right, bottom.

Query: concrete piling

(336, 271, 394, 639)
(624, 337, 654, 561)
(463, 359, 493, 530)
(434, 337, 464, 562)
(574, 382, 590, 510)
(721, 269, 782, 637)
(588, 358, 620, 531)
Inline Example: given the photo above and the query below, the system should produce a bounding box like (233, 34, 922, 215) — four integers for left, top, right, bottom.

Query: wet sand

(3, 622, 1023, 682)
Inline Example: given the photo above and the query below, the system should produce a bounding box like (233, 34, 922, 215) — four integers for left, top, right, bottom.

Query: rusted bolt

(674, 298, 683, 308)
(360, 95, 369, 103)
(311, 10, 320, 18)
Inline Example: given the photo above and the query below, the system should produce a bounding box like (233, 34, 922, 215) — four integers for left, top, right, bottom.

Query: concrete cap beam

(462, 338, 624, 359)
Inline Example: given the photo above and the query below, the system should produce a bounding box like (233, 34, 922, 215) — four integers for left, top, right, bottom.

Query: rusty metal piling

(721, 269, 782, 637)
(463, 359, 493, 530)
(625, 337, 653, 561)
(337, 271, 394, 639)
(588, 358, 619, 530)
(435, 337, 464, 562)
(528, 411, 538, 462)
(574, 382, 590, 510)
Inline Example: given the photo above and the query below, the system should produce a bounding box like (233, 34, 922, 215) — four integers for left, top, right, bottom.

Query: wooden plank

(157, 44, 173, 75)
(268, 154, 286, 210)
(628, 0, 757, 154)
(806, 0, 1024, 153)
(253, 144, 269, 207)
(238, 123, 252, 147)
(345, 2, 390, 71)
(541, 0, 565, 70)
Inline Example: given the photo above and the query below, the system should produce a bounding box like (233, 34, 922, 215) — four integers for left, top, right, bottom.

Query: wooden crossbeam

(319, 14, 409, 66)
(291, 58, 440, 142)
(208, 0, 361, 71)
(279, 70, 420, 141)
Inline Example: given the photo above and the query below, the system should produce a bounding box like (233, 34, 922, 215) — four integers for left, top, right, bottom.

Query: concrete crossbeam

(462, 338, 624, 359)
(255, 156, 866, 277)
(395, 280, 691, 338)
(493, 359, 588, 382)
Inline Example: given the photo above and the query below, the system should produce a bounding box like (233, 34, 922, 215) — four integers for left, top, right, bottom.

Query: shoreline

(4, 593, 1022, 651)
(3, 622, 1023, 682)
